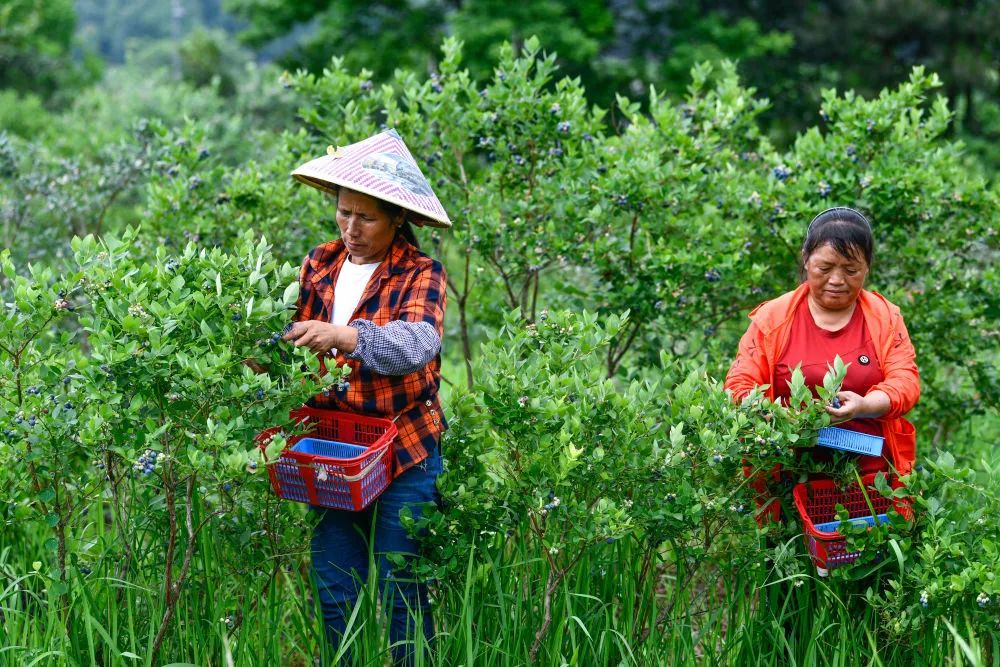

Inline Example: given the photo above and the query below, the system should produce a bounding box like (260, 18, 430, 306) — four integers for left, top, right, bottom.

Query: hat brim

(291, 169, 452, 229)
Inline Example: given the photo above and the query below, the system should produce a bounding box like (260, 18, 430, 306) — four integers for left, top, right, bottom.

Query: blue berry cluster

(133, 449, 159, 475)
(772, 165, 791, 181)
(830, 396, 842, 409)
(704, 269, 721, 282)
(556, 121, 571, 133)
(818, 180, 832, 197)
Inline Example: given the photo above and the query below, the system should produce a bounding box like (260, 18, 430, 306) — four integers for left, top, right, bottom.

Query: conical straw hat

(291, 129, 452, 228)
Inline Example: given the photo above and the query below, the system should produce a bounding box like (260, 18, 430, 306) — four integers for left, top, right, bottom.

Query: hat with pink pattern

(291, 129, 452, 228)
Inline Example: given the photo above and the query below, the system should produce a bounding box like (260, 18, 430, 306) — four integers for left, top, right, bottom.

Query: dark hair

(333, 187, 421, 250)
(801, 207, 873, 273)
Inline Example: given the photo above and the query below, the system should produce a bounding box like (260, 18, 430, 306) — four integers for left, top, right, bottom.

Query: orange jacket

(724, 283, 920, 475)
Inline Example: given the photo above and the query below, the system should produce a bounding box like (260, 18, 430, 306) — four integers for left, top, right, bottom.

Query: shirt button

(425, 400, 432, 407)
(429, 409, 437, 416)
(433, 419, 440, 425)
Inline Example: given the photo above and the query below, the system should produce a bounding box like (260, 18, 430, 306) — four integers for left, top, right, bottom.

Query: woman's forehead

(337, 188, 381, 210)
(809, 242, 866, 264)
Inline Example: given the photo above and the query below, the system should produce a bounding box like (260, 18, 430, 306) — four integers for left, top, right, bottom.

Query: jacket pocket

(887, 417, 916, 476)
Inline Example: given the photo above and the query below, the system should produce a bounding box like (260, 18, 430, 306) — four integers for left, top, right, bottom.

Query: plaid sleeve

(346, 319, 441, 375)
(396, 259, 447, 336)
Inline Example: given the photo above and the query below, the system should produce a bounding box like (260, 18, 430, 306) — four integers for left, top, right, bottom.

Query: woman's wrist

(332, 323, 359, 354)
(860, 390, 891, 419)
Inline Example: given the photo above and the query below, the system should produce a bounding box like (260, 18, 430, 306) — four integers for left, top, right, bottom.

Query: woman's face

(335, 189, 402, 264)
(804, 243, 869, 311)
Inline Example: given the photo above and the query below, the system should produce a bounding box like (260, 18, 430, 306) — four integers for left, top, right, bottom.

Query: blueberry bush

(0, 35, 997, 665)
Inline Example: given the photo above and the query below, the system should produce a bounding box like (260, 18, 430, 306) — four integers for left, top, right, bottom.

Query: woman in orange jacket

(725, 207, 920, 478)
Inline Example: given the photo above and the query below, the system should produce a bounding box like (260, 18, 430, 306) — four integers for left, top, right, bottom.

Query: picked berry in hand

(831, 396, 842, 409)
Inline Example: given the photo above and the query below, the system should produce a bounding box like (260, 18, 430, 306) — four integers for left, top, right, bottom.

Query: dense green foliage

(1, 3, 998, 665)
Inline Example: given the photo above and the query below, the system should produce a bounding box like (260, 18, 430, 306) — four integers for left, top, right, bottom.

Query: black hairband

(807, 206, 872, 234)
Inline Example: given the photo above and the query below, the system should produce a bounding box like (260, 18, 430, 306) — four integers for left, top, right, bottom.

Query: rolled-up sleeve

(344, 259, 447, 376)
(869, 309, 920, 419)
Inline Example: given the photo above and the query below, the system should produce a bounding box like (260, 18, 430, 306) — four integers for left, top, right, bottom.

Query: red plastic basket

(793, 473, 912, 576)
(256, 407, 398, 511)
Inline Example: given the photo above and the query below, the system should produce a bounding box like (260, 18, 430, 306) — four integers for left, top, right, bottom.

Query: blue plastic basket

(813, 513, 888, 534)
(816, 426, 883, 456)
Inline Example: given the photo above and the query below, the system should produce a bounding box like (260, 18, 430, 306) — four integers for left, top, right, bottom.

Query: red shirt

(774, 299, 888, 471)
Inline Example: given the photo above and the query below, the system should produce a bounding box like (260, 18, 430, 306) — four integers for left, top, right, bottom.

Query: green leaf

(282, 281, 299, 307)
(38, 488, 55, 504)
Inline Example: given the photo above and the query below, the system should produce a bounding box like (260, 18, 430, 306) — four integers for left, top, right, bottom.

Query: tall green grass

(2, 499, 996, 666)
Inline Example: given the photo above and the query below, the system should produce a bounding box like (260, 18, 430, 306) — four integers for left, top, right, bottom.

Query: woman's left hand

(825, 389, 890, 423)
(283, 321, 357, 355)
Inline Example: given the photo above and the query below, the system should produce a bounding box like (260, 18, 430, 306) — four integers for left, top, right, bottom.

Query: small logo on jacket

(858, 355, 870, 365)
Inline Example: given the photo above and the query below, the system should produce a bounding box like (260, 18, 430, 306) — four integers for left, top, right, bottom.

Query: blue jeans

(311, 446, 442, 666)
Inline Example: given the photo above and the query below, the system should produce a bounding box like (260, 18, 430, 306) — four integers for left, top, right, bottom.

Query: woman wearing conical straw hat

(283, 129, 451, 666)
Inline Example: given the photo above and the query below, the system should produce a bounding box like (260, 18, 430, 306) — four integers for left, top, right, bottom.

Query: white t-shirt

(332, 259, 382, 327)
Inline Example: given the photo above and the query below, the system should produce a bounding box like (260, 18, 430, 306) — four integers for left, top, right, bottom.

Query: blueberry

(772, 165, 791, 181)
(712, 454, 723, 463)
(605, 537, 614, 544)
(359, 80, 373, 92)
(223, 483, 232, 492)
(282, 323, 294, 334)
(582, 132, 594, 142)
(231, 313, 242, 322)
(866, 118, 875, 132)
(198, 148, 210, 160)
(557, 121, 571, 133)
(188, 176, 202, 190)
(80, 566, 91, 575)
(818, 181, 831, 197)
(255, 389, 265, 400)
(704, 269, 721, 282)
(819, 110, 830, 123)
(831, 397, 842, 409)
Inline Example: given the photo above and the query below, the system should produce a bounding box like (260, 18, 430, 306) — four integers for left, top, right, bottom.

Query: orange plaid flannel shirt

(293, 234, 447, 473)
